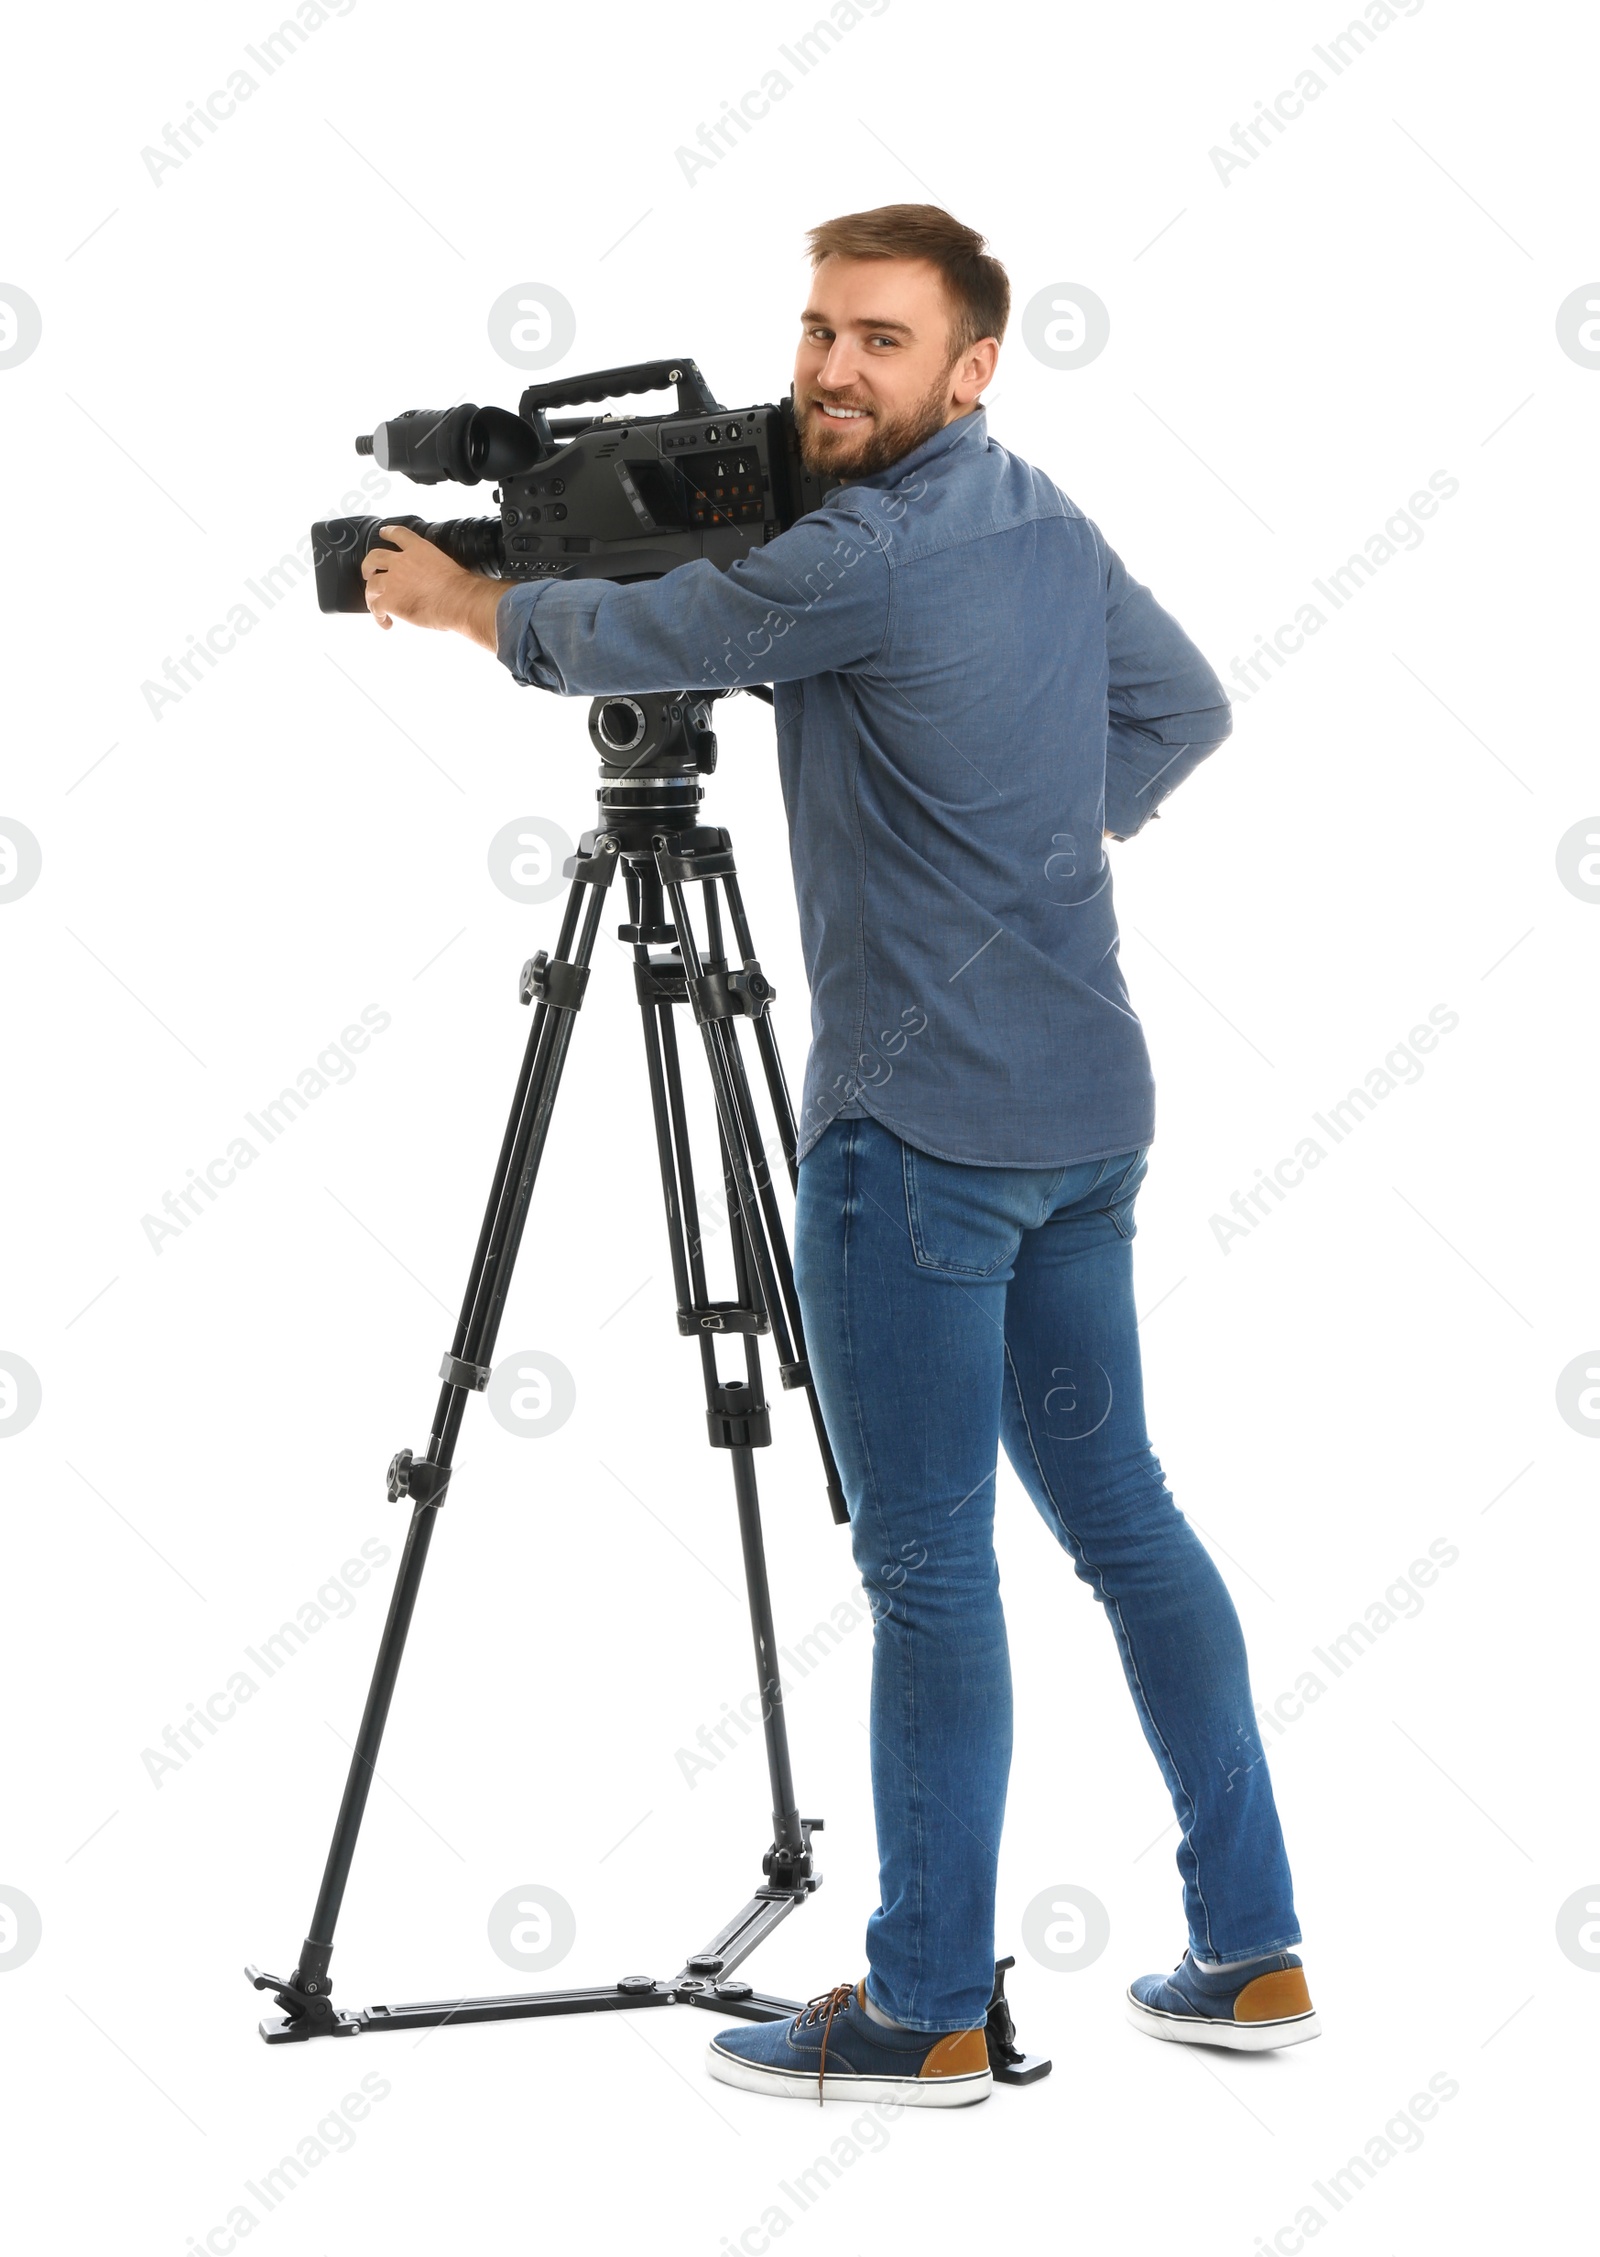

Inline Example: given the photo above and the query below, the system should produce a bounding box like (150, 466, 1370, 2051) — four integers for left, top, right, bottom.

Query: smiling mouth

(813, 401, 872, 423)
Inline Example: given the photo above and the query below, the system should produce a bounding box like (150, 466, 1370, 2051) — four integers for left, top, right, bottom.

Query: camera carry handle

(520, 357, 722, 421)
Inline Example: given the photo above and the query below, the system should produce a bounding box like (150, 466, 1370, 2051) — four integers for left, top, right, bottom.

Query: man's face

(793, 255, 991, 481)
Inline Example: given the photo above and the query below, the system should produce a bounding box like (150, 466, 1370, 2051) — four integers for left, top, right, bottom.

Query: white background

(1, 0, 1594, 2249)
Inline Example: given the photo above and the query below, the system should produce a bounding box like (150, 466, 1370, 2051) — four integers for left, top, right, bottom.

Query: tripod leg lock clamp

(634, 957, 688, 1007)
(439, 1353, 491, 1392)
(690, 963, 774, 1021)
(680, 1299, 765, 1338)
(386, 1448, 452, 1506)
(520, 950, 590, 1011)
(707, 1379, 771, 1451)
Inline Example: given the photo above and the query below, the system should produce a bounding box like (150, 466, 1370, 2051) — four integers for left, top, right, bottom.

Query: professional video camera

(312, 357, 831, 614)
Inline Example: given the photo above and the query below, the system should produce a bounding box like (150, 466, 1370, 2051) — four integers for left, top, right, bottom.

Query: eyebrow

(800, 309, 915, 335)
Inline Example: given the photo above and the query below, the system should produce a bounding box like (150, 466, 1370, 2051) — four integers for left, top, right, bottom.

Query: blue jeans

(792, 1115, 1301, 2033)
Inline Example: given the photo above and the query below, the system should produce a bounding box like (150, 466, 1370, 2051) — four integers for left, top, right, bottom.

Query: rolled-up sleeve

(1095, 531, 1233, 839)
(495, 505, 892, 697)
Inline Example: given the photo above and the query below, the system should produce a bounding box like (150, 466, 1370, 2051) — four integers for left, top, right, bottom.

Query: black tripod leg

(707, 869, 853, 1513)
(656, 864, 848, 1525)
(731, 1455, 802, 1847)
(449, 864, 617, 1396)
(720, 867, 803, 1194)
(658, 874, 801, 1368)
(438, 878, 588, 1389)
(634, 973, 807, 1870)
(255, 840, 621, 2037)
(714, 1013, 849, 1523)
(712, 1113, 811, 1872)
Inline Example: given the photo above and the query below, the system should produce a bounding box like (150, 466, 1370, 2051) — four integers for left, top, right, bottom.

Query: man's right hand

(362, 525, 510, 651)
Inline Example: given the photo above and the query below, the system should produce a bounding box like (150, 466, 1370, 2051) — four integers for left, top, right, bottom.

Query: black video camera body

(312, 358, 831, 615)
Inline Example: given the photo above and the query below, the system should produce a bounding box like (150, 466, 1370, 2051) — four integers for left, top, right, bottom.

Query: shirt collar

(825, 404, 987, 496)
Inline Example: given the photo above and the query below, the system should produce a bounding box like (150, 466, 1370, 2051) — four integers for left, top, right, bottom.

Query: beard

(797, 360, 959, 482)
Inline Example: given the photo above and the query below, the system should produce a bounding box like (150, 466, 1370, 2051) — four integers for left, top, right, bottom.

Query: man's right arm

(495, 503, 893, 699)
(1096, 533, 1233, 840)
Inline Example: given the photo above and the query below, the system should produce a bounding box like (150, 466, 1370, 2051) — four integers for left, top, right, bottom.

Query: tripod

(246, 687, 1048, 2085)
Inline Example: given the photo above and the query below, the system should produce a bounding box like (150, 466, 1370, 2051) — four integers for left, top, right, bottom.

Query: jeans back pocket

(901, 1142, 1063, 1276)
(1100, 1146, 1150, 1239)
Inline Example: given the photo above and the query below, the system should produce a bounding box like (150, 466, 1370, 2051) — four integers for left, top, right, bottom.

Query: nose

(816, 336, 863, 394)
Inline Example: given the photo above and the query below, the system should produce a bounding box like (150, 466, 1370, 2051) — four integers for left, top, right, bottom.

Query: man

(362, 203, 1315, 2107)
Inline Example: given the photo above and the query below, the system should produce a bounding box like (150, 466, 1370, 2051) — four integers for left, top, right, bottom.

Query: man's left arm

(1096, 531, 1233, 841)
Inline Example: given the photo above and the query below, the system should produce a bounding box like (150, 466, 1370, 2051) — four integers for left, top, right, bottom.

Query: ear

(953, 336, 1000, 406)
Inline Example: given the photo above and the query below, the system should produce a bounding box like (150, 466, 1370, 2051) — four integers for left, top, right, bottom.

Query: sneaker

(706, 1980, 993, 2106)
(1126, 1948, 1320, 2051)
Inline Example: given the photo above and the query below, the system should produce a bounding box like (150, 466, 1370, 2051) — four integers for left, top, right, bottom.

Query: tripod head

(584, 685, 772, 852)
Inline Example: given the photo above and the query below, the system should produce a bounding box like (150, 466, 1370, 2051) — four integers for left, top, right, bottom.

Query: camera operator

(361, 203, 1316, 2103)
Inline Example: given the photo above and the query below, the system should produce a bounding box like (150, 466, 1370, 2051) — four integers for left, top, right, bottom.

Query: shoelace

(794, 1982, 858, 2104)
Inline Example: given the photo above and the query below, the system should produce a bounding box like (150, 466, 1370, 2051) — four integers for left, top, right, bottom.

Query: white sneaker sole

(1125, 1990, 1322, 2051)
(706, 2041, 993, 2106)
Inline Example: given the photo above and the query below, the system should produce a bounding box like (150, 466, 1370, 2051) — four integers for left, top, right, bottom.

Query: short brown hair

(804, 203, 1010, 362)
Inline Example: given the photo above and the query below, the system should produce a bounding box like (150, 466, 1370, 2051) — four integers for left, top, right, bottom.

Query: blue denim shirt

(497, 406, 1231, 1167)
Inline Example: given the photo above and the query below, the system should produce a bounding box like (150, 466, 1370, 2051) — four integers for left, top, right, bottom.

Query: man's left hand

(361, 524, 506, 650)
